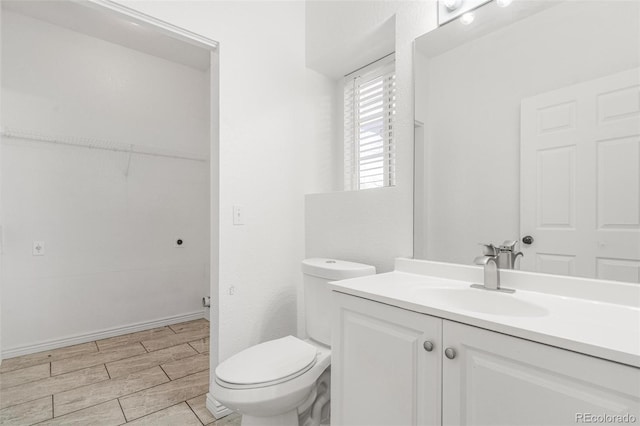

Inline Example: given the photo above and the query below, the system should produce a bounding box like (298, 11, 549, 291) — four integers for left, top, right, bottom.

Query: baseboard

(2, 310, 206, 359)
(207, 393, 233, 420)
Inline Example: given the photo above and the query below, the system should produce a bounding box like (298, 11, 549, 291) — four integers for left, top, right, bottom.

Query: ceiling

(2, 0, 213, 71)
(305, 0, 398, 80)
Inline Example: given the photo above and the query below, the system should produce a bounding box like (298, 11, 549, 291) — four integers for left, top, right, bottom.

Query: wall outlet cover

(33, 241, 45, 256)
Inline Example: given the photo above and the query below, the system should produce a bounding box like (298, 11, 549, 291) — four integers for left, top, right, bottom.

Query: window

(344, 54, 396, 191)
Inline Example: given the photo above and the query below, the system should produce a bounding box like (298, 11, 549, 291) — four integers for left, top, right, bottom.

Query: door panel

(535, 253, 575, 276)
(597, 137, 639, 229)
(537, 146, 575, 228)
(596, 258, 640, 282)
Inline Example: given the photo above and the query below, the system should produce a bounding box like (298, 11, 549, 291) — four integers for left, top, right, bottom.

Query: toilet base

(241, 410, 298, 426)
(239, 369, 331, 426)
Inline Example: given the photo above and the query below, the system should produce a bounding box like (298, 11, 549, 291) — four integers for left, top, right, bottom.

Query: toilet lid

(215, 336, 318, 385)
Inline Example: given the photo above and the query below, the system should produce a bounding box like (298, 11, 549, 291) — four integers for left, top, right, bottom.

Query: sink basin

(413, 287, 549, 317)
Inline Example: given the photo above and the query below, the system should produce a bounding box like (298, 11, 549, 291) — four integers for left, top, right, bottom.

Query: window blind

(344, 54, 396, 191)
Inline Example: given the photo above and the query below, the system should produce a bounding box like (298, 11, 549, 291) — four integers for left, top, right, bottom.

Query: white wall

(304, 1, 437, 273)
(0, 11, 210, 354)
(415, 1, 640, 265)
(304, 69, 342, 194)
(0, 3, 3, 365)
(306, 188, 413, 273)
(111, 1, 334, 380)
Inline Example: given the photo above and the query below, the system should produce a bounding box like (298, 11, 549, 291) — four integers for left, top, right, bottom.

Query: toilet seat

(215, 336, 318, 389)
(216, 359, 317, 389)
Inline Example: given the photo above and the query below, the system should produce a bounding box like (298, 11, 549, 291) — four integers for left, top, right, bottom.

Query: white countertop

(329, 269, 640, 368)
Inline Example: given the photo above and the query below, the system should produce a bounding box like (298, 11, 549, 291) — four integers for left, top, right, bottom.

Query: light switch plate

(233, 205, 244, 225)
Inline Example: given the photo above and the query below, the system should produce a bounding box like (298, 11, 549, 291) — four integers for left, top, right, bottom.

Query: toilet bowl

(212, 258, 375, 426)
(212, 336, 331, 426)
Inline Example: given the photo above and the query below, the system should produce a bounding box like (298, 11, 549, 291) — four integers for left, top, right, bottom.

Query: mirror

(414, 0, 640, 282)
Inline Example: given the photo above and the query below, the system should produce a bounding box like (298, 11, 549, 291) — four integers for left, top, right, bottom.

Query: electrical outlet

(33, 241, 45, 256)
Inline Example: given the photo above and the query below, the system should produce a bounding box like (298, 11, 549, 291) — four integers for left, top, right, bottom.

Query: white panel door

(442, 320, 640, 426)
(331, 292, 442, 426)
(521, 68, 640, 281)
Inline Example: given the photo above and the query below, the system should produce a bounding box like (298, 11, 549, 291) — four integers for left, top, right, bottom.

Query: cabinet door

(443, 320, 640, 425)
(331, 292, 442, 426)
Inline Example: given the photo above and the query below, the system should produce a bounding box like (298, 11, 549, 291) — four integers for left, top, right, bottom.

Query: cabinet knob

(444, 347, 457, 359)
(423, 341, 434, 352)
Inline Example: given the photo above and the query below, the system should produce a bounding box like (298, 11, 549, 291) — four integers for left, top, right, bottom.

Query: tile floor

(0, 319, 241, 426)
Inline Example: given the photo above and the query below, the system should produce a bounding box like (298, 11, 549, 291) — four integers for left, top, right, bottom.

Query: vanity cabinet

(442, 320, 640, 425)
(331, 292, 640, 426)
(331, 291, 442, 426)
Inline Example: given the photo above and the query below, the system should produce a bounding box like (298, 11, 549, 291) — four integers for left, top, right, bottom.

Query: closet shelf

(0, 127, 208, 162)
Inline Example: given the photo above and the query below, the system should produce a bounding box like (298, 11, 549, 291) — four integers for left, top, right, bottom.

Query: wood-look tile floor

(0, 319, 241, 426)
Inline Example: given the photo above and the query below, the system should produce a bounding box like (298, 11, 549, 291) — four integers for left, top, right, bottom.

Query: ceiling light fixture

(496, 0, 513, 7)
(443, 0, 463, 11)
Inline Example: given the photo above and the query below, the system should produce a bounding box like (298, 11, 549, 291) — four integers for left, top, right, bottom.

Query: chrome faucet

(471, 243, 515, 293)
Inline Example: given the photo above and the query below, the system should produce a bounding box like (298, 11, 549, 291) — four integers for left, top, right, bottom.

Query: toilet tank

(302, 258, 375, 346)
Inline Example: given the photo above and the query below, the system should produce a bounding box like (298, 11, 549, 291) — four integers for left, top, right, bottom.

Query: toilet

(212, 258, 376, 426)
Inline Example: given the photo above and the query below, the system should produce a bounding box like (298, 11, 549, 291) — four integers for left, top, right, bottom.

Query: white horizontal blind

(344, 54, 396, 191)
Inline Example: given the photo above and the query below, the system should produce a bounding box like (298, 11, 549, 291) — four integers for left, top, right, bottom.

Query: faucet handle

(512, 251, 524, 268)
(479, 243, 498, 256)
(500, 240, 519, 251)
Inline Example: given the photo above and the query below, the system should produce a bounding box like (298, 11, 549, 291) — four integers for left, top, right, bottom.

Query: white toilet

(212, 258, 375, 426)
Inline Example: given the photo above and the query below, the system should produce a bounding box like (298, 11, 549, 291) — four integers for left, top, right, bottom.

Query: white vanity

(329, 258, 640, 426)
